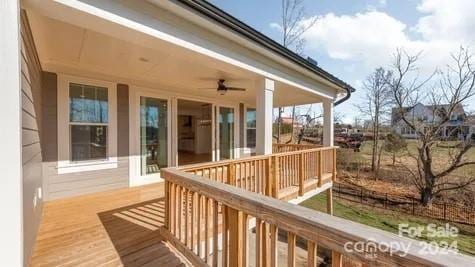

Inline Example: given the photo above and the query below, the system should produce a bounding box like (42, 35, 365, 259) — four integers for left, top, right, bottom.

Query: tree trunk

(376, 144, 383, 178)
(420, 187, 434, 206)
(286, 106, 296, 144)
(372, 128, 377, 172)
(392, 153, 396, 166)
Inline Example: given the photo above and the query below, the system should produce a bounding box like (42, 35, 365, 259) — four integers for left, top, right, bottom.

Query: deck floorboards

(30, 183, 190, 267)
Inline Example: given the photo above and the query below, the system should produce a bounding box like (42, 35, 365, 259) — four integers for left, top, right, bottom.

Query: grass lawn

(301, 192, 475, 256)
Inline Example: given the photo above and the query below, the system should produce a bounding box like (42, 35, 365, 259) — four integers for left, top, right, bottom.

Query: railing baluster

(222, 205, 228, 267)
(255, 218, 262, 267)
(178, 186, 182, 242)
(307, 240, 317, 267)
(299, 153, 304, 196)
(170, 183, 175, 235)
(332, 251, 343, 267)
(185, 188, 189, 248)
(205, 196, 209, 263)
(191, 191, 196, 252)
(212, 200, 219, 267)
(197, 194, 202, 258)
(288, 232, 296, 267)
(270, 225, 278, 267)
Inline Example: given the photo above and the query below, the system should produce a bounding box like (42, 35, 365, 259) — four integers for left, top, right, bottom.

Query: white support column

(0, 0, 22, 266)
(323, 99, 334, 147)
(256, 78, 274, 155)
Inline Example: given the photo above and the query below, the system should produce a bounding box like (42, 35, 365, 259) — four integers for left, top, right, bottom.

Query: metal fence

(333, 182, 475, 225)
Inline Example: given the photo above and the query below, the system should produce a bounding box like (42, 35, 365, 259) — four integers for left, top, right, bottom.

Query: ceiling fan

(199, 79, 246, 95)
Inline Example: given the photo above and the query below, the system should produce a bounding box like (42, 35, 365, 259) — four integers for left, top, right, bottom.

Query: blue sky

(210, 0, 475, 124)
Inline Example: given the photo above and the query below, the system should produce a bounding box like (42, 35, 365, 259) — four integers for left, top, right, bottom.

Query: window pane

(70, 125, 107, 161)
(70, 83, 108, 123)
(246, 108, 256, 128)
(246, 129, 256, 148)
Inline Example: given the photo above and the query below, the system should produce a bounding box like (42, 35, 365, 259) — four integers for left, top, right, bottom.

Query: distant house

(391, 103, 473, 139)
(278, 116, 303, 127)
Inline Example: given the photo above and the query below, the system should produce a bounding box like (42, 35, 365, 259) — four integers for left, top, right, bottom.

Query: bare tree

(356, 68, 393, 176)
(275, 0, 318, 143)
(280, 0, 318, 53)
(388, 47, 475, 205)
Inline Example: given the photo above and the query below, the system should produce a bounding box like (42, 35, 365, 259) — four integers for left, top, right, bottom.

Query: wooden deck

(30, 183, 190, 267)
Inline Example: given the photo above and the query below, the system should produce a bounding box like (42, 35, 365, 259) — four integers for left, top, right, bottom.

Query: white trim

(0, 1, 23, 265)
(256, 78, 274, 155)
(128, 85, 242, 185)
(215, 104, 240, 160)
(175, 96, 214, 164)
(57, 74, 118, 174)
(128, 86, 172, 186)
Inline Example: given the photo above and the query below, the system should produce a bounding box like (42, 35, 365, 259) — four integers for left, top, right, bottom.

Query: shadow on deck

(30, 183, 189, 267)
(98, 198, 187, 267)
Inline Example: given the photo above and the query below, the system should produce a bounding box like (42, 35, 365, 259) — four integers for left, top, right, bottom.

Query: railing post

(327, 188, 333, 215)
(266, 157, 272, 197)
(332, 148, 337, 182)
(165, 180, 170, 230)
(270, 156, 280, 198)
(227, 208, 246, 267)
(318, 150, 323, 187)
(298, 153, 304, 196)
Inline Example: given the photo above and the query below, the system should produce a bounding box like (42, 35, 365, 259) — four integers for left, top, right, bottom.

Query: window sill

(57, 158, 118, 174)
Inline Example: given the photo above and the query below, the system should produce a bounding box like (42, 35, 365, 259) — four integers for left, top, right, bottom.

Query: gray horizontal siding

(20, 10, 44, 265)
(42, 83, 130, 201)
(43, 157, 129, 200)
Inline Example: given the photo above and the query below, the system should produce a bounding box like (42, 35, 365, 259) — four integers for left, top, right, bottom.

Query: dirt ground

(277, 134, 475, 207)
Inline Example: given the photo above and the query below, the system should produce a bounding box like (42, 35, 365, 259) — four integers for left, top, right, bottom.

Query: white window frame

(243, 105, 256, 154)
(57, 74, 117, 174)
(128, 86, 172, 186)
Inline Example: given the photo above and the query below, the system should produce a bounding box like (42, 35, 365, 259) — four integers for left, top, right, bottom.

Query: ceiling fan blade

(197, 88, 217, 90)
(226, 87, 246, 91)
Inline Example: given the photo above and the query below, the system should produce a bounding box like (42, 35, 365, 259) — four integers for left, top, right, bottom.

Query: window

(69, 83, 108, 161)
(402, 126, 415, 135)
(246, 108, 256, 148)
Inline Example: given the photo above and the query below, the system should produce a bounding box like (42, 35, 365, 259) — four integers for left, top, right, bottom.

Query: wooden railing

(179, 146, 337, 200)
(272, 143, 322, 153)
(162, 168, 472, 267)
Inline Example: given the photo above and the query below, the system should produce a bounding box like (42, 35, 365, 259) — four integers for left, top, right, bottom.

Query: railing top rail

(162, 167, 474, 266)
(274, 145, 338, 156)
(179, 146, 338, 171)
(178, 154, 271, 171)
(273, 143, 322, 147)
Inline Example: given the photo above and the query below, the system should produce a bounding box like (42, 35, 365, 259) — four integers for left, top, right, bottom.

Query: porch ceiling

(26, 9, 324, 107)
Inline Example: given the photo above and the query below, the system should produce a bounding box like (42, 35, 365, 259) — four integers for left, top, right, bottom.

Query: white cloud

(269, 22, 282, 32)
(301, 11, 409, 68)
(295, 0, 475, 73)
(415, 0, 475, 42)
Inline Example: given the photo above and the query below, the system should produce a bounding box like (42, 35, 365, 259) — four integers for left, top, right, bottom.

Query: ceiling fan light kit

(198, 79, 246, 95)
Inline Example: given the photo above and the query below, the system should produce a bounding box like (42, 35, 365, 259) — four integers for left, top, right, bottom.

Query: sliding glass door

(218, 106, 235, 160)
(140, 97, 168, 175)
